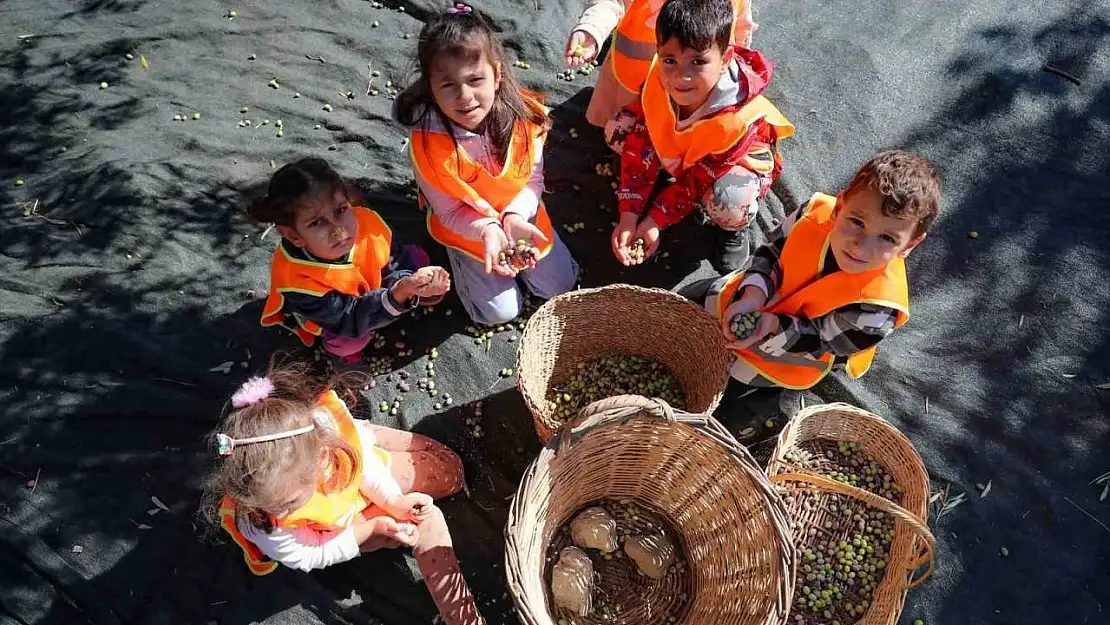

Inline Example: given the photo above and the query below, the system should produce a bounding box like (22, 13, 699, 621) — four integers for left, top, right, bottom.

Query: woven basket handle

(771, 472, 936, 588)
(562, 395, 709, 451)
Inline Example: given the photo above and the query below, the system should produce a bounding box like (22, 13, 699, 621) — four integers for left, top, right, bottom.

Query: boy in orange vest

(564, 0, 755, 128)
(605, 0, 793, 273)
(688, 151, 941, 402)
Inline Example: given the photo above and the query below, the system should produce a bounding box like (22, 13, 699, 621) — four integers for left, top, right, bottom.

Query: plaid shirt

(726, 206, 900, 369)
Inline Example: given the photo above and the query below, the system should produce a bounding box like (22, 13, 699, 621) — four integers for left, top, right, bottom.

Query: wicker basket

(765, 403, 935, 625)
(517, 284, 729, 442)
(505, 395, 796, 625)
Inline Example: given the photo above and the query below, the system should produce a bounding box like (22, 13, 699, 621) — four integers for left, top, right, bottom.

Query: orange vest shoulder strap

(316, 390, 360, 445)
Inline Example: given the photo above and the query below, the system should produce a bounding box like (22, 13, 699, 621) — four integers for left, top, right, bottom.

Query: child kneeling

(394, 5, 578, 326)
(699, 151, 941, 391)
(205, 362, 485, 625)
(607, 0, 794, 273)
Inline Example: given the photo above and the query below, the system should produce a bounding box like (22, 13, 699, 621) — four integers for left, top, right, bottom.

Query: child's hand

(412, 266, 451, 298)
(362, 515, 419, 548)
(726, 312, 780, 351)
(480, 224, 517, 277)
(564, 30, 599, 67)
(632, 216, 661, 264)
(610, 212, 639, 265)
(382, 493, 435, 523)
(720, 285, 769, 342)
(502, 213, 549, 271)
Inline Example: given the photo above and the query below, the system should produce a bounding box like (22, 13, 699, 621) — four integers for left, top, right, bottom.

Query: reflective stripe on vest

(713, 193, 910, 389)
(611, 0, 750, 94)
(260, 207, 392, 346)
(410, 92, 556, 263)
(641, 55, 794, 175)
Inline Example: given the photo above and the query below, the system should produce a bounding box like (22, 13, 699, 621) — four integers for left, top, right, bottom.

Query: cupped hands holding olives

(481, 213, 548, 276)
(721, 284, 779, 349)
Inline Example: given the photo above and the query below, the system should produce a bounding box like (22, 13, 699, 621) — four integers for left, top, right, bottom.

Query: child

(605, 0, 794, 274)
(393, 3, 579, 327)
(700, 150, 941, 391)
(248, 158, 451, 363)
(564, 0, 756, 128)
(205, 362, 485, 625)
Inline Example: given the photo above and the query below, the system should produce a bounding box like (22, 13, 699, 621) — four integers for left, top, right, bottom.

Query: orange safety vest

(219, 390, 390, 575)
(713, 193, 910, 390)
(611, 0, 750, 94)
(260, 207, 393, 346)
(641, 54, 794, 175)
(410, 93, 556, 264)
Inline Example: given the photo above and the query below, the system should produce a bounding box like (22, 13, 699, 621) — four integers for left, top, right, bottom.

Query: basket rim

(768, 402, 930, 503)
(515, 284, 730, 441)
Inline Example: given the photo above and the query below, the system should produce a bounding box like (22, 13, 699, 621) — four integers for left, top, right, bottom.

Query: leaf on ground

(137, 523, 152, 530)
(1096, 382, 1110, 390)
(146, 507, 161, 516)
(209, 361, 234, 374)
(139, 55, 149, 70)
(980, 479, 992, 498)
(929, 490, 944, 504)
(151, 495, 170, 511)
(1101, 483, 1109, 502)
(1062, 373, 1077, 379)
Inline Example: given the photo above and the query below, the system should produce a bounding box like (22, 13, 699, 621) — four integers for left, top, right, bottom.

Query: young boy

(564, 0, 756, 128)
(698, 150, 942, 391)
(605, 0, 793, 273)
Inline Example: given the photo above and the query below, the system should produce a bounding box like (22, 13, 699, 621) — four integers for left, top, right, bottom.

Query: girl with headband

(202, 361, 486, 625)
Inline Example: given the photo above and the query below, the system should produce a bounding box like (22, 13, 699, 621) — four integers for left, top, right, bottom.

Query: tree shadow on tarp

(779, 6, 1110, 625)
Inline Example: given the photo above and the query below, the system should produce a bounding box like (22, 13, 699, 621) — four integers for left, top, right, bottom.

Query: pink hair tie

(445, 2, 472, 15)
(231, 376, 275, 408)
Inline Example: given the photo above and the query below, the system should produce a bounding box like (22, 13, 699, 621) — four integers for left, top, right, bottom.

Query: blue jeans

(446, 233, 579, 326)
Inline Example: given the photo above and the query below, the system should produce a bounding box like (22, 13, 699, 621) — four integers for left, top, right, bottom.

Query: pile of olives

(781, 441, 903, 625)
(547, 355, 685, 425)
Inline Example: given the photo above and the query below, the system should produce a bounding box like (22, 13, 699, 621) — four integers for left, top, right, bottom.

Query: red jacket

(614, 48, 785, 229)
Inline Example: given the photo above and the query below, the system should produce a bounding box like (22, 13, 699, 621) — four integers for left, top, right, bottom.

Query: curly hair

(845, 151, 942, 239)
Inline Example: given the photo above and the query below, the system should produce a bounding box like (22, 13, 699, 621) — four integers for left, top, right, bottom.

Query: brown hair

(200, 357, 365, 534)
(393, 5, 551, 169)
(245, 158, 348, 227)
(845, 150, 942, 238)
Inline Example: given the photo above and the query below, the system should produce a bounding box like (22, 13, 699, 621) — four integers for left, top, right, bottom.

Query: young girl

(393, 3, 579, 327)
(205, 362, 485, 625)
(564, 0, 756, 128)
(249, 158, 451, 363)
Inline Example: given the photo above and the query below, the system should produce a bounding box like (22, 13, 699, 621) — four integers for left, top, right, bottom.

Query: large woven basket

(765, 403, 935, 625)
(505, 395, 796, 625)
(517, 284, 729, 442)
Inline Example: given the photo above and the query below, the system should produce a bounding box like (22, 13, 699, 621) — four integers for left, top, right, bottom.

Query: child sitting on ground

(606, 0, 794, 274)
(248, 158, 450, 363)
(393, 3, 579, 327)
(204, 361, 485, 625)
(564, 0, 756, 128)
(695, 150, 941, 392)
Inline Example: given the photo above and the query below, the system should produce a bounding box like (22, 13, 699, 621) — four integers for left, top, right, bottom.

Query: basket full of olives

(766, 403, 935, 625)
(516, 284, 730, 442)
